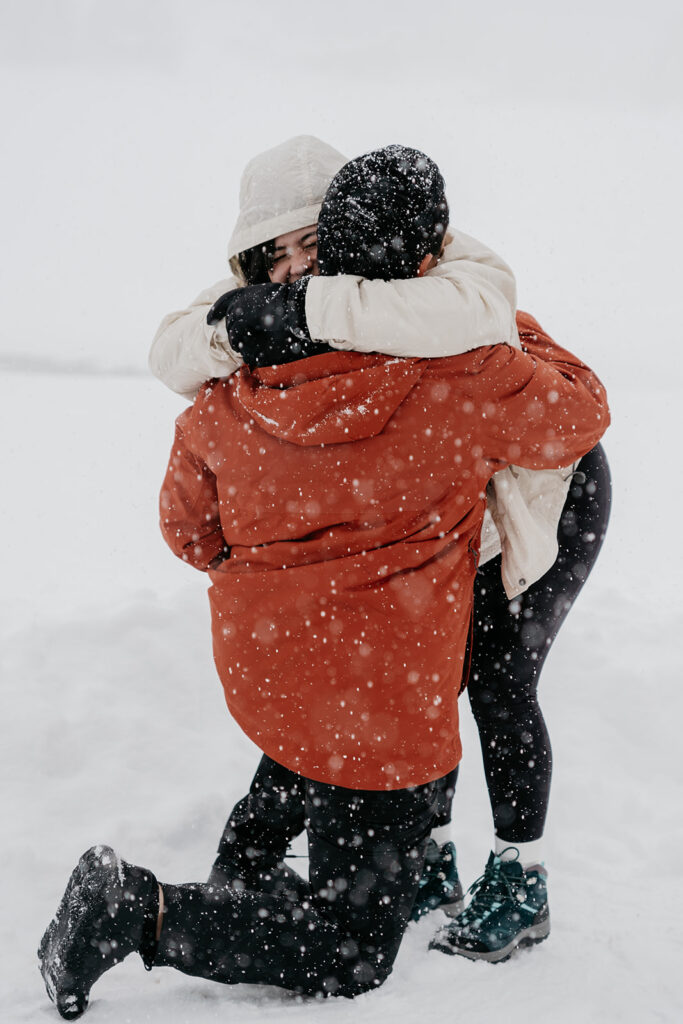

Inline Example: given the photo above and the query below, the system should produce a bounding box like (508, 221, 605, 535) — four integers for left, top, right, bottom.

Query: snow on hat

(227, 135, 348, 266)
(317, 145, 449, 280)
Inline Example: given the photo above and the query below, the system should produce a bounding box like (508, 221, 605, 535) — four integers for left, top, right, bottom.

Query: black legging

(209, 444, 611, 873)
(464, 442, 612, 841)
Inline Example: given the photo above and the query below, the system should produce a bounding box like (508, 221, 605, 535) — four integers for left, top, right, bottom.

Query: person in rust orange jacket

(39, 147, 610, 1014)
(162, 318, 607, 789)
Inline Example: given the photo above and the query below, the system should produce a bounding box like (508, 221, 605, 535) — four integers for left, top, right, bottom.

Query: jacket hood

(227, 135, 347, 280)
(232, 352, 424, 447)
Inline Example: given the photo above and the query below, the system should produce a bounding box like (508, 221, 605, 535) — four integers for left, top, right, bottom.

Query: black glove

(207, 278, 331, 369)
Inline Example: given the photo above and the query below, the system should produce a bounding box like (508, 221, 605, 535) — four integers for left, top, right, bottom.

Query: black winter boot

(38, 845, 158, 1019)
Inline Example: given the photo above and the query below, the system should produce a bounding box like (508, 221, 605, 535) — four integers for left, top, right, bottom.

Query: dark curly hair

(236, 238, 277, 284)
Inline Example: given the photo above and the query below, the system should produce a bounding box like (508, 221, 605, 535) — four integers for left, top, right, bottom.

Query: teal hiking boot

(411, 839, 465, 921)
(429, 848, 549, 961)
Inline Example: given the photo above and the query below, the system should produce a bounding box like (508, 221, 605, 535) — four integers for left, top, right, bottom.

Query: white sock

(494, 835, 545, 869)
(430, 823, 453, 846)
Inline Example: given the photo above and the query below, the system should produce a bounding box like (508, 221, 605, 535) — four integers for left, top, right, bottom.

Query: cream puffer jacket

(150, 135, 574, 598)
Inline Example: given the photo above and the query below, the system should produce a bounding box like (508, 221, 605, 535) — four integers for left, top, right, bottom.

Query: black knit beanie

(317, 145, 449, 281)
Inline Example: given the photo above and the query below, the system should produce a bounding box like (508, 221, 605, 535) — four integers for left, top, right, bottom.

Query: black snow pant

(156, 769, 439, 997)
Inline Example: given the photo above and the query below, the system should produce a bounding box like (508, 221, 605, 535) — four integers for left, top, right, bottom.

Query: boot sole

(431, 915, 550, 962)
(38, 845, 121, 1020)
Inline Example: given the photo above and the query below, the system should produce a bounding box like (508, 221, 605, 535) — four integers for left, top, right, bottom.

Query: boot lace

(459, 849, 524, 926)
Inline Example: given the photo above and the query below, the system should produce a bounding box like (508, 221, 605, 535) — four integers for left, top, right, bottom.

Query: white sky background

(1, 0, 681, 389)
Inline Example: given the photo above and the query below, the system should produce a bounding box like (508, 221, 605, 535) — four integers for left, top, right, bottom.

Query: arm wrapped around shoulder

(434, 312, 610, 471)
(149, 278, 243, 399)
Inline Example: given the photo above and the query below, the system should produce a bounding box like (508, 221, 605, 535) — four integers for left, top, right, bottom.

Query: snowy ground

(2, 375, 681, 1023)
(2, 2, 683, 1022)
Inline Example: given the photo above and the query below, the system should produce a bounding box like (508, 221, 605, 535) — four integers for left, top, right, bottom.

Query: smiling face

(268, 225, 319, 283)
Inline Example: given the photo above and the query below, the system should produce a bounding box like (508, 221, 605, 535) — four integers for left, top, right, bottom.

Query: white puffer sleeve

(149, 278, 244, 399)
(305, 230, 518, 357)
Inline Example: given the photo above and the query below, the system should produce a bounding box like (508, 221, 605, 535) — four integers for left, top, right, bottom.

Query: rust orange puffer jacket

(160, 313, 609, 789)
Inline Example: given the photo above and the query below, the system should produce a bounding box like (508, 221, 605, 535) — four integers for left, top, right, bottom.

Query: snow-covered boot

(411, 839, 464, 921)
(429, 849, 549, 962)
(38, 845, 158, 1019)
